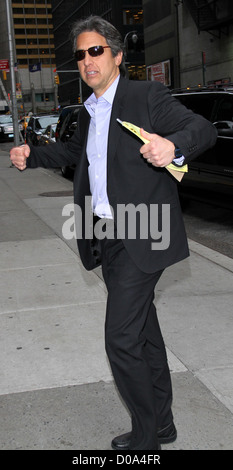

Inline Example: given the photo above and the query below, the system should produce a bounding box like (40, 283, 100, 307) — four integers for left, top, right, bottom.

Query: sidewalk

(0, 149, 233, 450)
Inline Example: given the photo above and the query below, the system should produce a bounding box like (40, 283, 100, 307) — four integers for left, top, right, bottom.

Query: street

(2, 141, 232, 259)
(181, 198, 233, 260)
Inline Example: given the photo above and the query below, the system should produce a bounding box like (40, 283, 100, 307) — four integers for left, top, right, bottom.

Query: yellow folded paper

(117, 119, 188, 182)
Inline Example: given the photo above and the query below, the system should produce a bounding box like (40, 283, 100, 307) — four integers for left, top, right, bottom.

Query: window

(215, 96, 233, 122)
(144, 0, 171, 28)
(14, 18, 25, 24)
(0, 115, 13, 124)
(23, 94, 31, 103)
(123, 9, 143, 25)
(175, 94, 216, 121)
(35, 94, 54, 103)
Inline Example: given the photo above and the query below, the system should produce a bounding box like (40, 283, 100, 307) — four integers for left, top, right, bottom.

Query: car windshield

(37, 116, 58, 129)
(0, 115, 13, 124)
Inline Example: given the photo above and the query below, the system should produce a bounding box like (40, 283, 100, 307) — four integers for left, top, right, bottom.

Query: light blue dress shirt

(84, 75, 120, 219)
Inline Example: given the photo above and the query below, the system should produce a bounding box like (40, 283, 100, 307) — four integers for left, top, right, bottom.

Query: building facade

(178, 0, 233, 88)
(1, 0, 233, 115)
(143, 0, 233, 90)
(142, 0, 180, 88)
(0, 0, 57, 115)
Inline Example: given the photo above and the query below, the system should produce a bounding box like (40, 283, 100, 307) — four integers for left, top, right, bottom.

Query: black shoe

(111, 422, 177, 450)
(158, 422, 177, 444)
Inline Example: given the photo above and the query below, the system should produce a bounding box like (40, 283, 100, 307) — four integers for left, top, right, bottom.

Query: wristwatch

(172, 146, 185, 167)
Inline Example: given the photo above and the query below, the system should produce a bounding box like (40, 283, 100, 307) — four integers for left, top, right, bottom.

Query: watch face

(175, 147, 182, 158)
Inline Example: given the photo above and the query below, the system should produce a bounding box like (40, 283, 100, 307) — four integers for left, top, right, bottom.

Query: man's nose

(83, 51, 93, 65)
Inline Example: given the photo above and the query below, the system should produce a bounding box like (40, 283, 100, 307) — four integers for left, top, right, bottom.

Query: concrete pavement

(0, 148, 233, 450)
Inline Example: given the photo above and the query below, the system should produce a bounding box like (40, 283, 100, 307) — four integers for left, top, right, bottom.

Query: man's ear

(115, 51, 123, 67)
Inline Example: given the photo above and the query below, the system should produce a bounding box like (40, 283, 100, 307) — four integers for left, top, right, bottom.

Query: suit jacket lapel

(80, 105, 90, 148)
(107, 76, 129, 178)
(79, 105, 90, 169)
(75, 106, 91, 197)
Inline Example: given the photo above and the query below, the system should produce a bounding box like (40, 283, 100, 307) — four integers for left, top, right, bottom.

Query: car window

(60, 111, 73, 135)
(214, 95, 233, 123)
(35, 118, 42, 129)
(56, 108, 73, 132)
(174, 93, 217, 121)
(69, 108, 80, 124)
(0, 115, 13, 124)
(51, 125, 57, 137)
(37, 116, 58, 129)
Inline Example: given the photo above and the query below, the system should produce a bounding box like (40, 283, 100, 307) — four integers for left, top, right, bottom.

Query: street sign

(0, 59, 10, 70)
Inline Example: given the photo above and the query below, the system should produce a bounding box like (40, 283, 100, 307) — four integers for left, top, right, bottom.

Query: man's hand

(10, 144, 30, 171)
(140, 128, 175, 167)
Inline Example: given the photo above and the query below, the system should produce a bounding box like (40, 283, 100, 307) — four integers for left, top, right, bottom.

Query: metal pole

(174, 1, 181, 89)
(31, 82, 36, 114)
(5, 0, 22, 145)
(202, 51, 206, 86)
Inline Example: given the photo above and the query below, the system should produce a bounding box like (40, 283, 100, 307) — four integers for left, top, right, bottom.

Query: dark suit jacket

(27, 77, 217, 273)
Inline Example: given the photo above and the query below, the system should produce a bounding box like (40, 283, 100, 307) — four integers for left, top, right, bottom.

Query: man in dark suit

(10, 16, 217, 450)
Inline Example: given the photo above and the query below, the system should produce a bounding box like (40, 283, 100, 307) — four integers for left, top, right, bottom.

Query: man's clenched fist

(10, 144, 31, 171)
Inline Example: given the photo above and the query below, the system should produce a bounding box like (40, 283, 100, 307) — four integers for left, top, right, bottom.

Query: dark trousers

(100, 236, 173, 450)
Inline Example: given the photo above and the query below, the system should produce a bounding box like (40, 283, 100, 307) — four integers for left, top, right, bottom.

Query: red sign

(147, 60, 171, 87)
(0, 60, 9, 70)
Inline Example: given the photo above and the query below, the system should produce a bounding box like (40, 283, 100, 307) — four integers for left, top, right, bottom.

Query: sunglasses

(74, 45, 111, 62)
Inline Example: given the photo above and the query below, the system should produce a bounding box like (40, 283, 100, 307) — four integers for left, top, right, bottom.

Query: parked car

(0, 114, 14, 141)
(55, 105, 82, 177)
(26, 114, 59, 146)
(172, 85, 233, 203)
(38, 122, 57, 146)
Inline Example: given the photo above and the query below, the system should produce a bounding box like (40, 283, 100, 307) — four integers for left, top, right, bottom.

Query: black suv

(172, 86, 233, 204)
(26, 114, 59, 146)
(55, 105, 82, 177)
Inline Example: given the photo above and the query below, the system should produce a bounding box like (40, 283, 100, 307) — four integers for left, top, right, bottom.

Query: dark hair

(70, 15, 126, 76)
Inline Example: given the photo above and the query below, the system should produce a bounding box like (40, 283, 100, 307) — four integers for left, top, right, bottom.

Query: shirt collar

(102, 74, 120, 105)
(85, 74, 120, 113)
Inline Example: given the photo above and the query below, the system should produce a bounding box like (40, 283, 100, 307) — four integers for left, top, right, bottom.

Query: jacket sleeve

(26, 108, 86, 169)
(147, 82, 218, 164)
